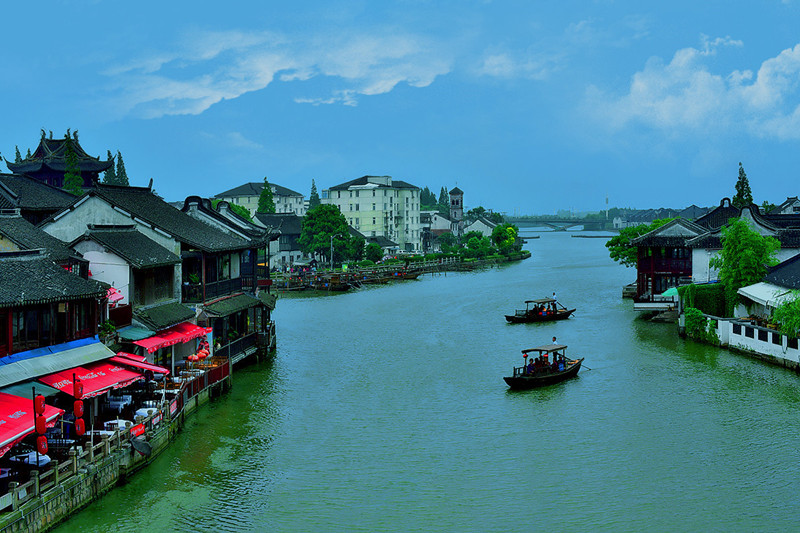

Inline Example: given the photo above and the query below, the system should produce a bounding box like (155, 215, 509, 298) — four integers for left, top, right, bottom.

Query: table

(104, 419, 134, 431)
(107, 395, 132, 413)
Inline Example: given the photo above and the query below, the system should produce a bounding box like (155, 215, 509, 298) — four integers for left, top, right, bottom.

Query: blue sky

(2, 1, 799, 215)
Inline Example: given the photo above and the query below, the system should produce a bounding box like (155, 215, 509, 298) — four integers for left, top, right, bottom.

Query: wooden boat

(503, 343, 583, 389)
(505, 297, 575, 323)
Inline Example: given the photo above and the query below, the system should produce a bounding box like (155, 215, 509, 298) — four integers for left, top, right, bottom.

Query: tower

(449, 187, 463, 237)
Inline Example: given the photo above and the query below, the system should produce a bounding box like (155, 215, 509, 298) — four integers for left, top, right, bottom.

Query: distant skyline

(1, 1, 799, 214)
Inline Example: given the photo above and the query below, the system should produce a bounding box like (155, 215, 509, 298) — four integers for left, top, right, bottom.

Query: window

(733, 324, 742, 335)
(745, 327, 754, 339)
(372, 203, 376, 210)
(758, 329, 768, 342)
(349, 204, 353, 211)
(356, 190, 359, 197)
(373, 190, 376, 197)
(373, 217, 376, 224)
(355, 218, 359, 225)
(772, 332, 782, 345)
(356, 204, 359, 211)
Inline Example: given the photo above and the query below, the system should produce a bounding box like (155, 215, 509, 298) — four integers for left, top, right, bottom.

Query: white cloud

(107, 29, 452, 118)
(586, 38, 800, 140)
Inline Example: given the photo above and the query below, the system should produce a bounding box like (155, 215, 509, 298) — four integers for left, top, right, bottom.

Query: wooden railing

(181, 278, 243, 303)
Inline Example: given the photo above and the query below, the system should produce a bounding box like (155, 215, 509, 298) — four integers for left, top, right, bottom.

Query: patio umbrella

(661, 287, 679, 297)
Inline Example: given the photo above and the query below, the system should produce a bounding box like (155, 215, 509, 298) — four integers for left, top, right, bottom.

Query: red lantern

(73, 379, 83, 399)
(35, 415, 47, 435)
(73, 400, 84, 418)
(75, 418, 86, 436)
(36, 435, 48, 455)
(34, 394, 46, 415)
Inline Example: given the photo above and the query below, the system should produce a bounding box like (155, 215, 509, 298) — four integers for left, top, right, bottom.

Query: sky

(1, 1, 800, 215)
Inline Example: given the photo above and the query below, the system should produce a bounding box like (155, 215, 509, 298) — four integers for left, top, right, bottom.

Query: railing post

(69, 448, 78, 474)
(52, 459, 60, 485)
(101, 434, 110, 457)
(9, 482, 19, 511)
(85, 441, 94, 462)
(30, 471, 40, 498)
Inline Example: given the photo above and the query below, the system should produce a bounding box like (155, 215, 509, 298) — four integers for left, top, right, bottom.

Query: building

(322, 175, 422, 252)
(0, 173, 78, 225)
(5, 130, 113, 189)
(216, 182, 306, 217)
(770, 196, 800, 215)
(449, 187, 464, 238)
(255, 213, 304, 269)
(463, 216, 498, 237)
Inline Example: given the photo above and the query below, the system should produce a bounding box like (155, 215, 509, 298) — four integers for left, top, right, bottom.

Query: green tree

(761, 200, 776, 214)
(103, 150, 117, 184)
(115, 151, 129, 186)
(732, 162, 753, 208)
(62, 135, 83, 196)
(466, 206, 487, 222)
(605, 218, 674, 268)
(438, 232, 457, 253)
(365, 242, 383, 263)
(420, 186, 437, 208)
(309, 179, 321, 209)
(26, 148, 31, 158)
(14, 146, 22, 163)
(348, 235, 365, 262)
(773, 292, 800, 337)
(211, 198, 253, 222)
(488, 212, 504, 224)
(492, 223, 519, 254)
(437, 187, 449, 215)
(709, 217, 780, 316)
(299, 204, 351, 266)
(257, 178, 276, 214)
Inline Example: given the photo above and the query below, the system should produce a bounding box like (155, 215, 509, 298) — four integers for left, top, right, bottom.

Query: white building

(322, 175, 422, 252)
(216, 182, 306, 217)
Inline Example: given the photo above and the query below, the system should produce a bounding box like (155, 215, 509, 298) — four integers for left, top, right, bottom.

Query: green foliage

(772, 292, 800, 337)
(466, 206, 487, 221)
(491, 223, 519, 254)
(437, 187, 450, 215)
(349, 236, 365, 262)
(100, 320, 116, 336)
(257, 177, 276, 214)
(14, 146, 21, 163)
(709, 217, 780, 315)
(309, 179, 321, 209)
(103, 150, 117, 184)
(488, 212, 504, 224)
(761, 200, 776, 214)
(732, 162, 753, 208)
(420, 186, 437, 208)
(115, 151, 129, 186)
(26, 148, 31, 158)
(358, 259, 375, 267)
(365, 242, 383, 263)
(438, 232, 457, 253)
(685, 307, 710, 341)
(679, 283, 726, 317)
(299, 204, 351, 265)
(63, 135, 83, 196)
(605, 218, 674, 267)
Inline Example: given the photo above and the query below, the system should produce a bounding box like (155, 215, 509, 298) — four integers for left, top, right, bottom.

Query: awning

(115, 352, 147, 363)
(117, 325, 155, 342)
(0, 381, 61, 399)
(107, 287, 124, 303)
(0, 340, 117, 389)
(737, 282, 794, 308)
(38, 361, 144, 399)
(203, 293, 261, 317)
(109, 355, 170, 376)
(0, 392, 63, 458)
(132, 322, 210, 353)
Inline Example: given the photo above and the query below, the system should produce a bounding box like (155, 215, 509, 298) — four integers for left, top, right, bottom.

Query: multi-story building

(215, 182, 306, 217)
(322, 176, 422, 252)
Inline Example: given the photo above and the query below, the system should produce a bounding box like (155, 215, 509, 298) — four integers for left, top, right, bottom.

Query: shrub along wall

(679, 283, 727, 317)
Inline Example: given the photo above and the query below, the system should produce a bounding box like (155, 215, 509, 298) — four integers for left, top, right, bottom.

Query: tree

(103, 150, 117, 184)
(438, 232, 457, 253)
(761, 200, 777, 214)
(466, 206, 487, 222)
(709, 217, 780, 316)
(492, 223, 520, 253)
(348, 235, 365, 262)
(14, 146, 22, 163)
(211, 198, 253, 222)
(365, 242, 383, 263)
(773, 292, 800, 337)
(26, 148, 31, 158)
(62, 135, 83, 196)
(437, 187, 449, 215)
(309, 179, 321, 209)
(732, 162, 753, 208)
(299, 204, 351, 266)
(605, 218, 674, 268)
(420, 186, 437, 208)
(257, 178, 276, 214)
(116, 151, 129, 186)
(488, 212, 504, 224)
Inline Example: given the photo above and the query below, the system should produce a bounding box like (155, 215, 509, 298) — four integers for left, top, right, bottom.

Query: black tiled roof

(0, 214, 78, 262)
(0, 251, 106, 307)
(203, 293, 261, 317)
(181, 197, 272, 244)
(255, 213, 303, 235)
(632, 218, 707, 247)
(133, 301, 195, 331)
(763, 213, 800, 228)
(449, 187, 463, 195)
(327, 176, 419, 191)
(6, 135, 112, 174)
(765, 253, 800, 289)
(366, 235, 397, 247)
(694, 198, 741, 230)
(0, 173, 75, 212)
(77, 226, 181, 269)
(58, 185, 253, 253)
(216, 182, 302, 197)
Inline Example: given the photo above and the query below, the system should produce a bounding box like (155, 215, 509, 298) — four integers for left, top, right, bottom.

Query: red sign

(130, 424, 146, 437)
(170, 400, 177, 416)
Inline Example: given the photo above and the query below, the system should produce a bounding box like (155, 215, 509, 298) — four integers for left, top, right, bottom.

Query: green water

(53, 232, 800, 532)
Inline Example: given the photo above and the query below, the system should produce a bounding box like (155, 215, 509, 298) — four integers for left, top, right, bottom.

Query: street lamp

(330, 233, 343, 271)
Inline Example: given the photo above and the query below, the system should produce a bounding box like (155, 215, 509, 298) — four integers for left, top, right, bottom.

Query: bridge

(507, 217, 612, 231)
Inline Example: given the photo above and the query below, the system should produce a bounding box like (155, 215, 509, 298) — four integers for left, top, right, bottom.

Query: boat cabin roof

(525, 298, 555, 304)
(522, 343, 567, 354)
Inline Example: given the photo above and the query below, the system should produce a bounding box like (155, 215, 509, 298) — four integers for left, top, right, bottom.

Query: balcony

(108, 304, 133, 328)
(214, 332, 257, 362)
(181, 278, 243, 303)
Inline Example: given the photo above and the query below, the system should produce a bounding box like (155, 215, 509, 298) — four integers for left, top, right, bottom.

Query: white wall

(73, 242, 132, 303)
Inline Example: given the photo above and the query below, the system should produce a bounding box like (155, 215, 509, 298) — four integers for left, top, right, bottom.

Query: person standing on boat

(527, 357, 535, 375)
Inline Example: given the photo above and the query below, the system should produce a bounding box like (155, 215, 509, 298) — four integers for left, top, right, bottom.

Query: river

(53, 231, 800, 532)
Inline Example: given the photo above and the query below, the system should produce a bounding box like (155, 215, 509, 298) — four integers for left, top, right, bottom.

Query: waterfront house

(216, 181, 306, 217)
(0, 174, 77, 225)
(5, 130, 113, 190)
(254, 212, 304, 269)
(463, 216, 498, 238)
(322, 176, 422, 252)
(0, 211, 85, 273)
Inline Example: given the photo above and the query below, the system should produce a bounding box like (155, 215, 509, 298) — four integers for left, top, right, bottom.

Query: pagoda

(6, 129, 113, 189)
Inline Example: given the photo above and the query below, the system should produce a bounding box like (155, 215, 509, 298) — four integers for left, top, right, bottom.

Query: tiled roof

(366, 235, 397, 248)
(694, 198, 741, 230)
(133, 301, 195, 331)
(255, 213, 303, 235)
(0, 251, 106, 307)
(0, 213, 78, 262)
(6, 134, 112, 174)
(65, 185, 253, 253)
(0, 173, 75, 212)
(765, 253, 800, 289)
(216, 182, 303, 198)
(181, 197, 272, 245)
(449, 187, 463, 195)
(327, 176, 419, 191)
(78, 226, 181, 269)
(203, 293, 261, 317)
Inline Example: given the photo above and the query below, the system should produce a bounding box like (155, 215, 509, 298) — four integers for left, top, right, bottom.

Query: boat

(503, 343, 583, 389)
(505, 297, 575, 323)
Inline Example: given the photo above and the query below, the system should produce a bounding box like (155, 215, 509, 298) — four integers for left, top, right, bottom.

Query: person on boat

(526, 358, 535, 375)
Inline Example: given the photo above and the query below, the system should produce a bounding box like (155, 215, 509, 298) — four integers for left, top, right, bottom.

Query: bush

(358, 260, 375, 267)
(684, 307, 719, 344)
(679, 283, 726, 317)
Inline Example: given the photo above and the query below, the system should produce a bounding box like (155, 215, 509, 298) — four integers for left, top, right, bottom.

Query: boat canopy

(522, 343, 567, 354)
(524, 298, 556, 304)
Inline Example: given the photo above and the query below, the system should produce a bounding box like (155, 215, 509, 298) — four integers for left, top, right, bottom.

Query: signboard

(130, 424, 145, 437)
